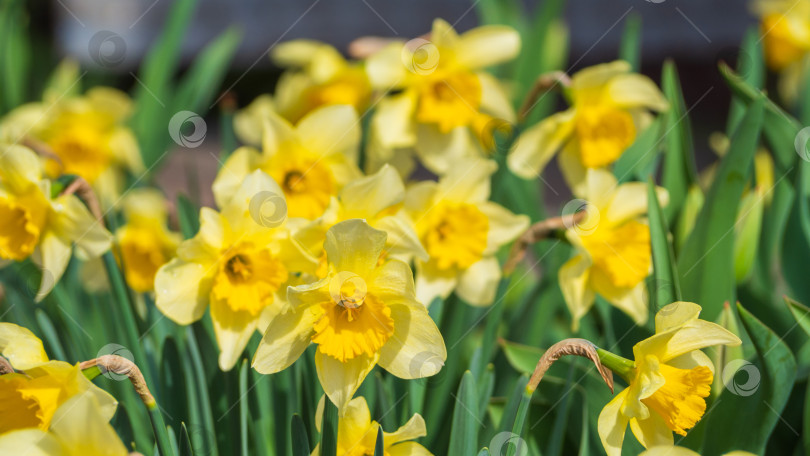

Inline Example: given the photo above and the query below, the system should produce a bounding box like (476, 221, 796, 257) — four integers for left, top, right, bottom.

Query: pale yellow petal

(654, 302, 702, 333)
(32, 230, 71, 301)
(315, 349, 377, 414)
(271, 39, 327, 67)
(211, 300, 260, 371)
(384, 414, 427, 446)
(437, 158, 497, 204)
(640, 446, 701, 456)
(478, 72, 516, 122)
(571, 61, 631, 93)
(369, 259, 416, 303)
(455, 257, 501, 306)
(508, 109, 575, 179)
(479, 201, 530, 255)
(558, 140, 588, 197)
(414, 260, 458, 306)
(598, 388, 631, 456)
(607, 73, 669, 111)
(220, 169, 286, 235)
(0, 322, 49, 369)
(374, 214, 428, 262)
(606, 182, 669, 225)
(456, 26, 520, 69)
(629, 415, 674, 449)
(325, 219, 387, 277)
(377, 301, 446, 378)
(154, 258, 213, 325)
(308, 45, 349, 83)
(86, 86, 132, 119)
(591, 273, 649, 327)
(0, 429, 62, 456)
(0, 144, 46, 191)
(634, 319, 742, 363)
(365, 42, 408, 89)
(583, 168, 619, 210)
(387, 441, 433, 456)
(430, 18, 460, 50)
(413, 124, 477, 176)
(296, 105, 360, 163)
(234, 94, 277, 146)
(212, 146, 263, 209)
(371, 91, 418, 149)
(559, 254, 595, 332)
(50, 194, 112, 260)
(109, 128, 143, 173)
(252, 305, 318, 374)
(340, 165, 404, 216)
(49, 395, 128, 455)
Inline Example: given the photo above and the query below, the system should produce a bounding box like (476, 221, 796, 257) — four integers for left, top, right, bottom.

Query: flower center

(312, 272, 394, 362)
(43, 111, 114, 183)
(416, 71, 482, 133)
(268, 158, 334, 219)
(211, 247, 289, 316)
(419, 202, 489, 271)
(0, 364, 78, 434)
(580, 219, 651, 288)
(575, 105, 636, 168)
(0, 192, 48, 261)
(641, 363, 713, 436)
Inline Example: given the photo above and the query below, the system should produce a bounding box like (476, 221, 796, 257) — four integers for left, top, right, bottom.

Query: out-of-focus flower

(311, 395, 432, 456)
(215, 105, 361, 220)
(112, 188, 181, 293)
(597, 302, 741, 456)
(272, 40, 373, 123)
(753, 0, 810, 70)
(253, 219, 446, 413)
(365, 19, 519, 175)
(0, 323, 118, 435)
(295, 164, 427, 277)
(404, 159, 528, 306)
(559, 169, 668, 330)
(0, 144, 112, 299)
(509, 61, 667, 195)
(640, 446, 756, 456)
(0, 395, 127, 456)
(0, 87, 143, 207)
(155, 170, 316, 370)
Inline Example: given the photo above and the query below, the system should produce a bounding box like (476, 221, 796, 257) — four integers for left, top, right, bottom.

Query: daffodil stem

(596, 349, 635, 382)
(148, 402, 175, 456)
(508, 390, 532, 456)
(320, 396, 339, 456)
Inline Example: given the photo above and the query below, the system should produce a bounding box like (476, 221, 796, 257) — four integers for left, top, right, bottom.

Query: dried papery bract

(503, 211, 585, 276)
(527, 338, 614, 394)
(80, 355, 155, 406)
(60, 176, 105, 224)
(0, 355, 13, 375)
(519, 70, 572, 121)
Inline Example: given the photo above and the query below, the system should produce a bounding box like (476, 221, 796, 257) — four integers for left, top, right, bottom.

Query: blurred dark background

(24, 0, 764, 204)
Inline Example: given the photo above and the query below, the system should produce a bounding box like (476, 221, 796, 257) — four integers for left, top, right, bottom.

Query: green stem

(508, 389, 532, 456)
(320, 396, 339, 456)
(148, 402, 175, 456)
(596, 348, 635, 382)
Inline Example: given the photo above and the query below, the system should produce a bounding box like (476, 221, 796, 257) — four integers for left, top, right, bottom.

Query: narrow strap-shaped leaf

(173, 28, 242, 115)
(176, 194, 200, 240)
(618, 13, 642, 71)
(677, 98, 764, 320)
(472, 277, 511, 378)
(239, 360, 249, 456)
(320, 396, 339, 456)
(291, 414, 310, 456)
(449, 371, 480, 456)
(147, 402, 175, 456)
(660, 60, 697, 222)
(726, 29, 764, 133)
(647, 177, 681, 310)
(508, 389, 532, 456)
(781, 161, 810, 304)
(785, 297, 810, 337)
(178, 423, 193, 456)
(373, 427, 384, 456)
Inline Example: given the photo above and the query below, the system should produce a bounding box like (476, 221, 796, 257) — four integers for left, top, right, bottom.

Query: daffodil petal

(654, 302, 702, 333)
(559, 254, 595, 332)
(558, 141, 588, 197)
(606, 183, 669, 224)
(639, 446, 701, 456)
(212, 146, 263, 209)
(340, 165, 404, 216)
(221, 169, 286, 235)
(211, 301, 260, 371)
(571, 61, 631, 92)
(598, 388, 631, 456)
(271, 39, 325, 67)
(234, 95, 276, 146)
(315, 350, 377, 414)
(478, 72, 516, 122)
(50, 395, 128, 455)
(372, 91, 418, 149)
(456, 26, 520, 70)
(629, 415, 674, 450)
(366, 42, 408, 89)
(584, 168, 619, 210)
(607, 73, 669, 111)
(479, 201, 530, 255)
(154, 258, 213, 325)
(50, 195, 112, 260)
(414, 124, 476, 176)
(378, 301, 446, 379)
(384, 413, 427, 446)
(0, 322, 49, 369)
(0, 145, 41, 193)
(296, 105, 360, 164)
(667, 349, 714, 374)
(369, 259, 416, 303)
(0, 429, 62, 455)
(325, 219, 387, 277)
(455, 257, 501, 307)
(414, 260, 458, 306)
(507, 110, 575, 179)
(33, 230, 71, 301)
(387, 441, 433, 456)
(252, 305, 317, 374)
(374, 214, 428, 262)
(436, 158, 497, 204)
(635, 320, 742, 363)
(430, 18, 460, 49)
(591, 273, 649, 327)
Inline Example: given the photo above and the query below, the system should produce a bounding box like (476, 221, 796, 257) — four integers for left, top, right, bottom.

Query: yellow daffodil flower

(214, 104, 361, 220)
(295, 164, 427, 278)
(559, 169, 668, 330)
(311, 395, 432, 456)
(114, 188, 181, 293)
(0, 144, 112, 299)
(0, 323, 117, 435)
(404, 159, 528, 306)
(271, 40, 373, 123)
(509, 61, 667, 195)
(752, 0, 810, 71)
(365, 19, 519, 175)
(0, 395, 127, 456)
(253, 219, 446, 413)
(640, 446, 755, 456)
(598, 302, 742, 456)
(155, 170, 316, 370)
(0, 88, 143, 207)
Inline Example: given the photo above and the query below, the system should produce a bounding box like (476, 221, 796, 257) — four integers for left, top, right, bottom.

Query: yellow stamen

(575, 105, 636, 168)
(416, 71, 482, 133)
(312, 292, 394, 363)
(211, 247, 289, 316)
(642, 363, 713, 436)
(267, 158, 334, 220)
(420, 202, 489, 271)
